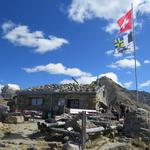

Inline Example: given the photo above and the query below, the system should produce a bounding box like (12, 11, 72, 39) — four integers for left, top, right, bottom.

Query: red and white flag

(117, 9, 133, 33)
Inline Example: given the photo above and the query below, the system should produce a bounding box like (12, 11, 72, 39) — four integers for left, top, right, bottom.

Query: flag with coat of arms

(114, 32, 133, 54)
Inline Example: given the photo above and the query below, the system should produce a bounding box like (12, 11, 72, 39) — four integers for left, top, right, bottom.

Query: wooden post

(81, 111, 86, 150)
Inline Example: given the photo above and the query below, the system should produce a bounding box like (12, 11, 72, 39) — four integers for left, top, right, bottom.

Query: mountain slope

(130, 90, 150, 105)
(95, 77, 139, 110)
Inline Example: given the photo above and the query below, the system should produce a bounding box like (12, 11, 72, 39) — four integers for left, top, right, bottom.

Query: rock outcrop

(123, 108, 150, 141)
(96, 77, 138, 110)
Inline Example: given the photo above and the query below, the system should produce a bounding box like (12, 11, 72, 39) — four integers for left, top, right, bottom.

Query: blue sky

(0, 0, 150, 92)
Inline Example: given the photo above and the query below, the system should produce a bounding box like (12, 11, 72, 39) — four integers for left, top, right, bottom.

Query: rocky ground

(0, 120, 63, 150)
(0, 119, 150, 150)
(0, 122, 51, 150)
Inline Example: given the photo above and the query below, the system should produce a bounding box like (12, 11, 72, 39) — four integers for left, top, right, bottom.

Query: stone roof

(19, 83, 100, 94)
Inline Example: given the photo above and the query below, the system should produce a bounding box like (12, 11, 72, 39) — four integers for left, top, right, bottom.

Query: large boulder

(5, 115, 24, 124)
(123, 108, 150, 141)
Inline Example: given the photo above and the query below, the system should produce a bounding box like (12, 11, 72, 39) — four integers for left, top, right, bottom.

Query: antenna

(72, 77, 79, 85)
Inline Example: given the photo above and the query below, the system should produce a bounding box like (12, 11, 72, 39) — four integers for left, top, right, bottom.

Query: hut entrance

(67, 99, 79, 109)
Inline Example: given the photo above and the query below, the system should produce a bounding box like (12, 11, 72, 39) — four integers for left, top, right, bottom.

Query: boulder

(62, 142, 80, 150)
(5, 115, 24, 124)
(123, 108, 150, 141)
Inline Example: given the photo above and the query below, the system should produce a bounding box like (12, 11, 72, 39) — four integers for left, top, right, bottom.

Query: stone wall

(16, 83, 108, 114)
(17, 92, 97, 113)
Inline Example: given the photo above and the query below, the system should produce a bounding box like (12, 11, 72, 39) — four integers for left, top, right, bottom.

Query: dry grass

(0, 99, 7, 105)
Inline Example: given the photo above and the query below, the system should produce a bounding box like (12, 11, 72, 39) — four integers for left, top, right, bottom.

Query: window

(32, 98, 43, 105)
(67, 99, 79, 109)
(58, 98, 65, 106)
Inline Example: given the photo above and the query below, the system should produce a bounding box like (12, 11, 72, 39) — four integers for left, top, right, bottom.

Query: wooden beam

(49, 127, 80, 136)
(86, 127, 104, 133)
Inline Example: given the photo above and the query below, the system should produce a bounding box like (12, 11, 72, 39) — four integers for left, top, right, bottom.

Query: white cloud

(99, 72, 120, 84)
(138, 1, 150, 14)
(114, 53, 123, 58)
(105, 50, 114, 56)
(144, 60, 150, 64)
(140, 80, 150, 87)
(23, 63, 91, 77)
(61, 72, 133, 90)
(105, 50, 123, 58)
(135, 22, 143, 31)
(105, 49, 138, 60)
(2, 21, 69, 54)
(0, 83, 20, 93)
(108, 58, 141, 69)
(2, 21, 15, 33)
(105, 22, 119, 33)
(7, 84, 20, 91)
(68, 0, 129, 22)
(61, 76, 97, 84)
(68, 0, 150, 32)
(60, 79, 74, 84)
(61, 72, 122, 85)
(123, 81, 133, 88)
(125, 55, 135, 59)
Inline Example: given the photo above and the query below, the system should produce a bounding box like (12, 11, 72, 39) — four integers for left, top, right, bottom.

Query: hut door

(67, 99, 79, 109)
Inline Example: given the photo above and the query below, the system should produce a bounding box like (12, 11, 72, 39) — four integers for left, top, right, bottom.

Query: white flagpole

(131, 3, 139, 102)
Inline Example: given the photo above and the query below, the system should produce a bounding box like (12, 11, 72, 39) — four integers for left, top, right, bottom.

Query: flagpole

(131, 3, 139, 103)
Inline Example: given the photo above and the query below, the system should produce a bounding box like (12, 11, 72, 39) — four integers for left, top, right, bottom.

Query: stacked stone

(21, 83, 97, 93)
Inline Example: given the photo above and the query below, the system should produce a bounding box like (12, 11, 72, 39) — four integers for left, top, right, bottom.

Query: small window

(32, 99, 37, 105)
(32, 98, 43, 105)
